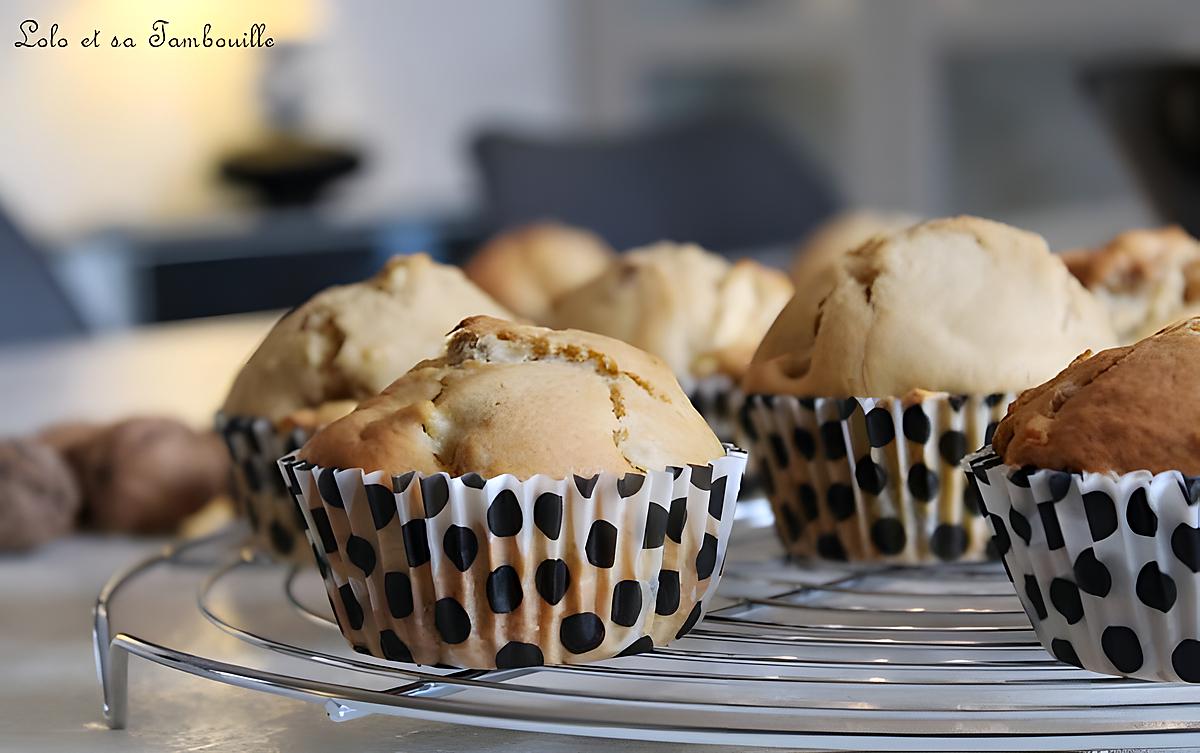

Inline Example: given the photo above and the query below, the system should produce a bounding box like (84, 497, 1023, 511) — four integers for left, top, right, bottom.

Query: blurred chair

(1086, 64, 1200, 237)
(473, 117, 839, 253)
(0, 208, 84, 344)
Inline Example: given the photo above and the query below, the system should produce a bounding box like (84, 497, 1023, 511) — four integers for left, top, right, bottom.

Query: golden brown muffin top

(550, 241, 794, 382)
(299, 316, 724, 478)
(464, 222, 614, 322)
(993, 317, 1200, 474)
(742, 216, 1117, 398)
(1059, 226, 1200, 343)
(222, 254, 514, 423)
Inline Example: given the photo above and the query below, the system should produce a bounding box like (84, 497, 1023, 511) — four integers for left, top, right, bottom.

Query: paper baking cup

(968, 446, 1200, 682)
(687, 375, 744, 444)
(743, 392, 1012, 563)
(217, 413, 313, 563)
(278, 447, 746, 669)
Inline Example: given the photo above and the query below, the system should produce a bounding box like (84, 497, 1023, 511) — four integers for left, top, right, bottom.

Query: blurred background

(3, 0, 1200, 342)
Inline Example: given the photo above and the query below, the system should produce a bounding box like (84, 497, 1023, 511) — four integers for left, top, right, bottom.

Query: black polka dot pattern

(695, 534, 718, 580)
(610, 580, 643, 627)
(1049, 578, 1083, 624)
(930, 524, 967, 561)
(533, 492, 563, 540)
(282, 448, 744, 669)
(379, 630, 413, 662)
(666, 497, 688, 544)
(1073, 548, 1112, 597)
(1125, 487, 1157, 536)
(966, 448, 1200, 682)
(434, 598, 472, 644)
(442, 525, 478, 572)
(643, 503, 668, 549)
(385, 571, 413, 618)
(560, 612, 605, 654)
(346, 535, 377, 576)
(1172, 523, 1200, 572)
(656, 570, 681, 615)
(585, 521, 618, 568)
(219, 416, 315, 563)
(743, 393, 1009, 563)
(486, 565, 523, 614)
(1173, 640, 1200, 682)
(338, 584, 364, 630)
(495, 641, 544, 669)
(1101, 626, 1143, 674)
(1135, 562, 1176, 613)
(1023, 574, 1048, 621)
(535, 559, 571, 605)
(366, 484, 396, 529)
(826, 483, 855, 521)
(1083, 490, 1118, 541)
(487, 490, 523, 537)
(420, 475, 449, 518)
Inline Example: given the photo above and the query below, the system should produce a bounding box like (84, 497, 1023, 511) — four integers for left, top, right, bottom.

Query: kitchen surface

(8, 2, 1200, 752)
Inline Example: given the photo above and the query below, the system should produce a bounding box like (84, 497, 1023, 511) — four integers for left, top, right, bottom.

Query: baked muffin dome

(550, 242, 793, 382)
(222, 253, 513, 423)
(742, 216, 1118, 398)
(1060, 226, 1200, 343)
(465, 222, 614, 322)
(299, 316, 724, 478)
(790, 209, 918, 284)
(993, 317, 1200, 474)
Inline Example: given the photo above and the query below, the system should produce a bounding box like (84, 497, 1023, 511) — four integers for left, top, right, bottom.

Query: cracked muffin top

(465, 222, 614, 322)
(993, 318, 1200, 474)
(550, 241, 794, 382)
(221, 254, 514, 424)
(1059, 225, 1200, 344)
(298, 316, 725, 478)
(742, 216, 1118, 397)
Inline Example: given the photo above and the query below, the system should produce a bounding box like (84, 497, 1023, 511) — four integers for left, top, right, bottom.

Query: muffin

(790, 209, 919, 284)
(220, 253, 514, 560)
(551, 241, 793, 439)
(969, 318, 1200, 681)
(741, 216, 1117, 563)
(1060, 225, 1200, 343)
(280, 316, 746, 668)
(465, 222, 614, 322)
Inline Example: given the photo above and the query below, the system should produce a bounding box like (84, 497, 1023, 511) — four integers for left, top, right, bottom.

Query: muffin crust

(993, 318, 1200, 474)
(299, 316, 724, 478)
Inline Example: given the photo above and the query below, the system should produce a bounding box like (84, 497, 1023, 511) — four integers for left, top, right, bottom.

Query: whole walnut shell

(70, 417, 230, 533)
(0, 438, 81, 551)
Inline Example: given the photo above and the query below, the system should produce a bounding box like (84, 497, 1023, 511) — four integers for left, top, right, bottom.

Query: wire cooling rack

(93, 500, 1200, 751)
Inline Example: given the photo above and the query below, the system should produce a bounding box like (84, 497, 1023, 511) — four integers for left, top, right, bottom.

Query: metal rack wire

(93, 504, 1200, 750)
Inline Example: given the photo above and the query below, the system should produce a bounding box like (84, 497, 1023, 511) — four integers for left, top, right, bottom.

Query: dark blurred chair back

(0, 208, 84, 344)
(1086, 64, 1200, 236)
(474, 118, 838, 252)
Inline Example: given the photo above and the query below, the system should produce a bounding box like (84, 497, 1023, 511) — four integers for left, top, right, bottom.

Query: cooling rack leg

(100, 642, 129, 730)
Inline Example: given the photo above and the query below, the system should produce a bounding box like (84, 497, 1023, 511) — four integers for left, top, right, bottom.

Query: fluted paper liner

(278, 446, 746, 668)
(969, 446, 1200, 682)
(217, 413, 313, 563)
(743, 392, 1012, 563)
(687, 374, 743, 444)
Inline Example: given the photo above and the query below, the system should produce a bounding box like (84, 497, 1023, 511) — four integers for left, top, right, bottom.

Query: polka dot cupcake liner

(687, 375, 744, 444)
(277, 447, 747, 669)
(743, 392, 1012, 563)
(216, 413, 313, 563)
(968, 446, 1200, 682)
